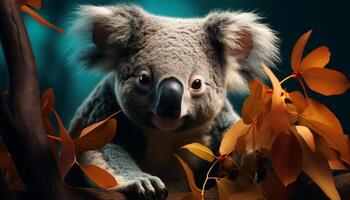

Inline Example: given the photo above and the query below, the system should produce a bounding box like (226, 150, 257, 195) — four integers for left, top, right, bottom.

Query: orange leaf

(254, 127, 276, 151)
(174, 154, 201, 199)
(295, 133, 340, 200)
(328, 160, 349, 170)
(216, 178, 263, 200)
(291, 30, 312, 72)
(289, 91, 307, 114)
(261, 64, 282, 98)
(242, 80, 267, 124)
(316, 136, 350, 169)
(50, 109, 76, 179)
(79, 164, 117, 189)
(271, 132, 302, 186)
(79, 111, 120, 138)
(300, 98, 350, 162)
(263, 170, 290, 200)
(299, 46, 330, 71)
(19, 5, 64, 34)
(294, 126, 315, 152)
(74, 119, 117, 152)
(180, 143, 215, 162)
(303, 68, 350, 96)
(40, 88, 55, 111)
(262, 64, 290, 133)
(219, 119, 252, 156)
(17, 0, 41, 9)
(40, 89, 56, 135)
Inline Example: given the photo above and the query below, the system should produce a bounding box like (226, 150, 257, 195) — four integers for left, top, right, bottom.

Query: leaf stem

(296, 78, 309, 99)
(47, 135, 61, 142)
(201, 159, 220, 200)
(279, 74, 296, 85)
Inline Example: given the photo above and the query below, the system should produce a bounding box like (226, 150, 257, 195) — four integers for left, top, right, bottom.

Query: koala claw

(116, 174, 168, 200)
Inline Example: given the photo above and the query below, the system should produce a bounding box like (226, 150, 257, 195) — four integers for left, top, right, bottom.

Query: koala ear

(69, 5, 144, 70)
(204, 11, 280, 92)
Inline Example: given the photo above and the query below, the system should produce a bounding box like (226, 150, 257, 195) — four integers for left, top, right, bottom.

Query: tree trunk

(0, 0, 69, 199)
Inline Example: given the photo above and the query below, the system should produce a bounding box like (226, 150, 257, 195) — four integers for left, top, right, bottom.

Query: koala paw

(115, 173, 168, 200)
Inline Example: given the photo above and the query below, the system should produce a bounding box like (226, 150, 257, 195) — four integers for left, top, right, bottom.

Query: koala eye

(191, 79, 202, 90)
(136, 70, 152, 89)
(189, 75, 205, 96)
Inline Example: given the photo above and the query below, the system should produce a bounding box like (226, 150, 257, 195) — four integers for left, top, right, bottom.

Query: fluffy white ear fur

(68, 5, 144, 69)
(205, 12, 280, 93)
(70, 5, 143, 46)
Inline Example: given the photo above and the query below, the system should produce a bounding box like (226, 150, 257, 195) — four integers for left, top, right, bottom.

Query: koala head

(71, 5, 279, 132)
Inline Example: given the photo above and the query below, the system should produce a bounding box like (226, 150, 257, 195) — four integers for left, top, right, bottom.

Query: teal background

(0, 0, 349, 132)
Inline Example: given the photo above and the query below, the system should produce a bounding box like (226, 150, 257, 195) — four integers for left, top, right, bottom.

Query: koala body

(69, 5, 279, 200)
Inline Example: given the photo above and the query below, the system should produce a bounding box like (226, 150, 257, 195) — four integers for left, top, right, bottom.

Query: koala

(68, 4, 279, 200)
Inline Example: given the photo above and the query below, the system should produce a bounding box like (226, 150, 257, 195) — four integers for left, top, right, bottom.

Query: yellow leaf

(174, 154, 201, 199)
(300, 98, 350, 162)
(180, 143, 216, 162)
(291, 30, 312, 72)
(271, 132, 302, 186)
(19, 5, 64, 34)
(17, 0, 41, 9)
(294, 126, 315, 152)
(303, 68, 350, 96)
(295, 133, 341, 200)
(299, 46, 330, 71)
(74, 119, 117, 152)
(219, 119, 252, 156)
(50, 109, 76, 179)
(79, 164, 117, 189)
(289, 91, 307, 114)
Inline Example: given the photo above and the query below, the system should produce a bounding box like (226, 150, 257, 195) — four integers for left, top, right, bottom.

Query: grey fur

(69, 4, 279, 200)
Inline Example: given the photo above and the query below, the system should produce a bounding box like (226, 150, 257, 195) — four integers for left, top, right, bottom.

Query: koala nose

(156, 77, 183, 119)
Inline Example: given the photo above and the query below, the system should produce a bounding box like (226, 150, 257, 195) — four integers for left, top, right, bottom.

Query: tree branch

(0, 0, 69, 199)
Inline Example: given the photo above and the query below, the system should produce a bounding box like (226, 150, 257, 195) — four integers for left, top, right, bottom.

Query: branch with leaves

(176, 30, 350, 200)
(0, 0, 126, 199)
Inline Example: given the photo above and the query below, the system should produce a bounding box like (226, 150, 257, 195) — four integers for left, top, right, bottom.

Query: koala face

(71, 5, 279, 132)
(115, 21, 226, 131)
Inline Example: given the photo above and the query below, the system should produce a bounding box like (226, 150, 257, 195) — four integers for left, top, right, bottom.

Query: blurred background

(0, 0, 349, 132)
